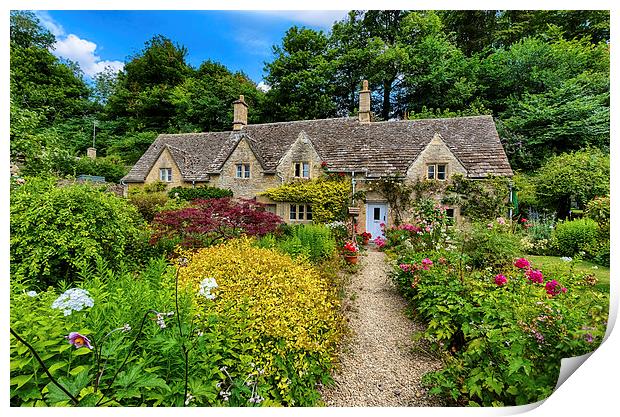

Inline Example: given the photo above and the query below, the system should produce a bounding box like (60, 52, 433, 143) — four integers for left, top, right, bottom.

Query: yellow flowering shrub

(178, 237, 344, 405)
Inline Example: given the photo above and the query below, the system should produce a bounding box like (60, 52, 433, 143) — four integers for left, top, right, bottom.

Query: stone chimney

(232, 95, 248, 131)
(87, 147, 97, 159)
(358, 80, 371, 123)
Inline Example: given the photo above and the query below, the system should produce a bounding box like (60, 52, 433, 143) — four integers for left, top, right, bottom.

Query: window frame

(289, 204, 313, 221)
(427, 163, 448, 181)
(236, 163, 251, 179)
(294, 161, 310, 179)
(159, 168, 172, 182)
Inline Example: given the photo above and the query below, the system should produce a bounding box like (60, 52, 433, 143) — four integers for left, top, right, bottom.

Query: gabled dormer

(276, 131, 322, 182)
(406, 132, 467, 181)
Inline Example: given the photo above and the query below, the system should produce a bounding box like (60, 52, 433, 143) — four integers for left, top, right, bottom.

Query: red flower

(494, 274, 507, 286)
(320, 161, 327, 168)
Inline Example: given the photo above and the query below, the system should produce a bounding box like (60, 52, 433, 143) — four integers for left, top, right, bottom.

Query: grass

(527, 255, 610, 293)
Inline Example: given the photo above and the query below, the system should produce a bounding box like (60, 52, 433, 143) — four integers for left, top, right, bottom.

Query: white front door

(365, 203, 387, 240)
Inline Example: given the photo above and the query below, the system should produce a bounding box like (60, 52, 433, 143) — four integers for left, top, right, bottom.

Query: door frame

(365, 201, 388, 239)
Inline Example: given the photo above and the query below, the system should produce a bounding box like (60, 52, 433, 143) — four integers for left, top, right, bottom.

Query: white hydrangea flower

(51, 288, 94, 316)
(198, 278, 218, 300)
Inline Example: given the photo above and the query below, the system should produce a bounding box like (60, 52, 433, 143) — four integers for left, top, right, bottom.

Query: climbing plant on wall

(261, 177, 351, 223)
(443, 173, 511, 221)
(365, 175, 416, 225)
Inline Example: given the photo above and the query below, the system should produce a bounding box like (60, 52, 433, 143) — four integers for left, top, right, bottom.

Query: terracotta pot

(344, 254, 358, 264)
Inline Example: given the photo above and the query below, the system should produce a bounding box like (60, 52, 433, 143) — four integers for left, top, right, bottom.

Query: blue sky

(35, 10, 349, 85)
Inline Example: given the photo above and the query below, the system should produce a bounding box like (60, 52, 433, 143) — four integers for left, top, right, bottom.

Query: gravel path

(321, 249, 443, 407)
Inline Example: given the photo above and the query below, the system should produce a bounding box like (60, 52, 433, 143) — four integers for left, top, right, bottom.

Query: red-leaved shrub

(151, 198, 282, 248)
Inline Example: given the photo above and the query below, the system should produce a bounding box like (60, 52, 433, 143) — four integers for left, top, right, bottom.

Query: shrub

(261, 177, 351, 223)
(460, 222, 522, 269)
(585, 195, 610, 234)
(74, 155, 129, 183)
(179, 238, 344, 405)
(151, 198, 282, 249)
(168, 185, 233, 201)
(10, 178, 147, 286)
(550, 218, 598, 256)
(128, 191, 169, 221)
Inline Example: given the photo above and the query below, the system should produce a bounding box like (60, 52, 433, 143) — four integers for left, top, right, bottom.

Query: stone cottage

(122, 80, 513, 238)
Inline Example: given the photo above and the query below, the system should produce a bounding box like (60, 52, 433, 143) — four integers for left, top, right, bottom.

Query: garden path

(321, 249, 443, 407)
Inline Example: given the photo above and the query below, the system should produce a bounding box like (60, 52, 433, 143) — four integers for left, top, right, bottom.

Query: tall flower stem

(10, 327, 79, 406)
(174, 265, 190, 407)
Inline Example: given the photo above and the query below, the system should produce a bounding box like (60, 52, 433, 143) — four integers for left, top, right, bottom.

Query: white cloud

(34, 11, 65, 37)
(257, 10, 349, 29)
(257, 81, 271, 92)
(52, 34, 124, 77)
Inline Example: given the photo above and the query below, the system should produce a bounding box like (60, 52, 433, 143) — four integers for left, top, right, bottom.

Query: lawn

(528, 255, 610, 293)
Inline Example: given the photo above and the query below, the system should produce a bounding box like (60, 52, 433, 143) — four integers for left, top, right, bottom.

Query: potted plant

(360, 231, 372, 245)
(343, 240, 360, 264)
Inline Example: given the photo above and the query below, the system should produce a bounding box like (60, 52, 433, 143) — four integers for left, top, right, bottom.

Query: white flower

(561, 257, 573, 262)
(592, 266, 599, 270)
(122, 324, 132, 332)
(198, 277, 218, 300)
(27, 291, 37, 297)
(51, 288, 94, 316)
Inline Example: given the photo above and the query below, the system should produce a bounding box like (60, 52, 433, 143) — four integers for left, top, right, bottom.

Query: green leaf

(10, 374, 33, 389)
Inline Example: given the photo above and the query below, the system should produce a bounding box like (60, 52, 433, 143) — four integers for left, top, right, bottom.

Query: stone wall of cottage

(215, 138, 280, 199)
(277, 133, 323, 182)
(142, 147, 185, 190)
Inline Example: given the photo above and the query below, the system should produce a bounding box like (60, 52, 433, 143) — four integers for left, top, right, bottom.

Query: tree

(169, 61, 265, 132)
(263, 26, 337, 121)
(533, 149, 610, 218)
(10, 12, 92, 124)
(105, 35, 192, 131)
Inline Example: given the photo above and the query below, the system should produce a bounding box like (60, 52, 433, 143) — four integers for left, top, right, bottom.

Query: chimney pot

(358, 79, 371, 123)
(233, 95, 248, 131)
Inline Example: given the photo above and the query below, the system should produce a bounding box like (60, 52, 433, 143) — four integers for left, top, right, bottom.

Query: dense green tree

(170, 61, 265, 131)
(105, 35, 193, 131)
(532, 149, 609, 218)
(263, 26, 337, 121)
(10, 12, 92, 124)
(439, 10, 498, 56)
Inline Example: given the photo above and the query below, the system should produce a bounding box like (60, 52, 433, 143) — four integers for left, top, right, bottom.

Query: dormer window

(236, 163, 250, 178)
(294, 162, 310, 178)
(427, 164, 447, 180)
(159, 168, 172, 182)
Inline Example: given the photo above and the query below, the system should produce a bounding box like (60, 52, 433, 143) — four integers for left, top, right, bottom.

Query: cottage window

(294, 162, 310, 178)
(427, 164, 447, 180)
(290, 204, 313, 221)
(236, 163, 250, 178)
(159, 168, 172, 182)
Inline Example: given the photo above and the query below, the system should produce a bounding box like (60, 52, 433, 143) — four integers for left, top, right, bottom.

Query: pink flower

(487, 223, 494, 229)
(66, 332, 93, 349)
(526, 269, 544, 284)
(425, 226, 431, 232)
(514, 258, 531, 269)
(373, 236, 386, 248)
(521, 218, 528, 223)
(494, 274, 507, 286)
(399, 264, 410, 273)
(422, 258, 433, 267)
(496, 217, 506, 225)
(545, 279, 566, 296)
(438, 257, 447, 265)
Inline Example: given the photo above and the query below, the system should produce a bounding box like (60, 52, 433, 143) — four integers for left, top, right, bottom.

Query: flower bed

(389, 249, 608, 406)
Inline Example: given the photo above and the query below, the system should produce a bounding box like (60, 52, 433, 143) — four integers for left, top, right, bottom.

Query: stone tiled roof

(122, 115, 512, 182)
